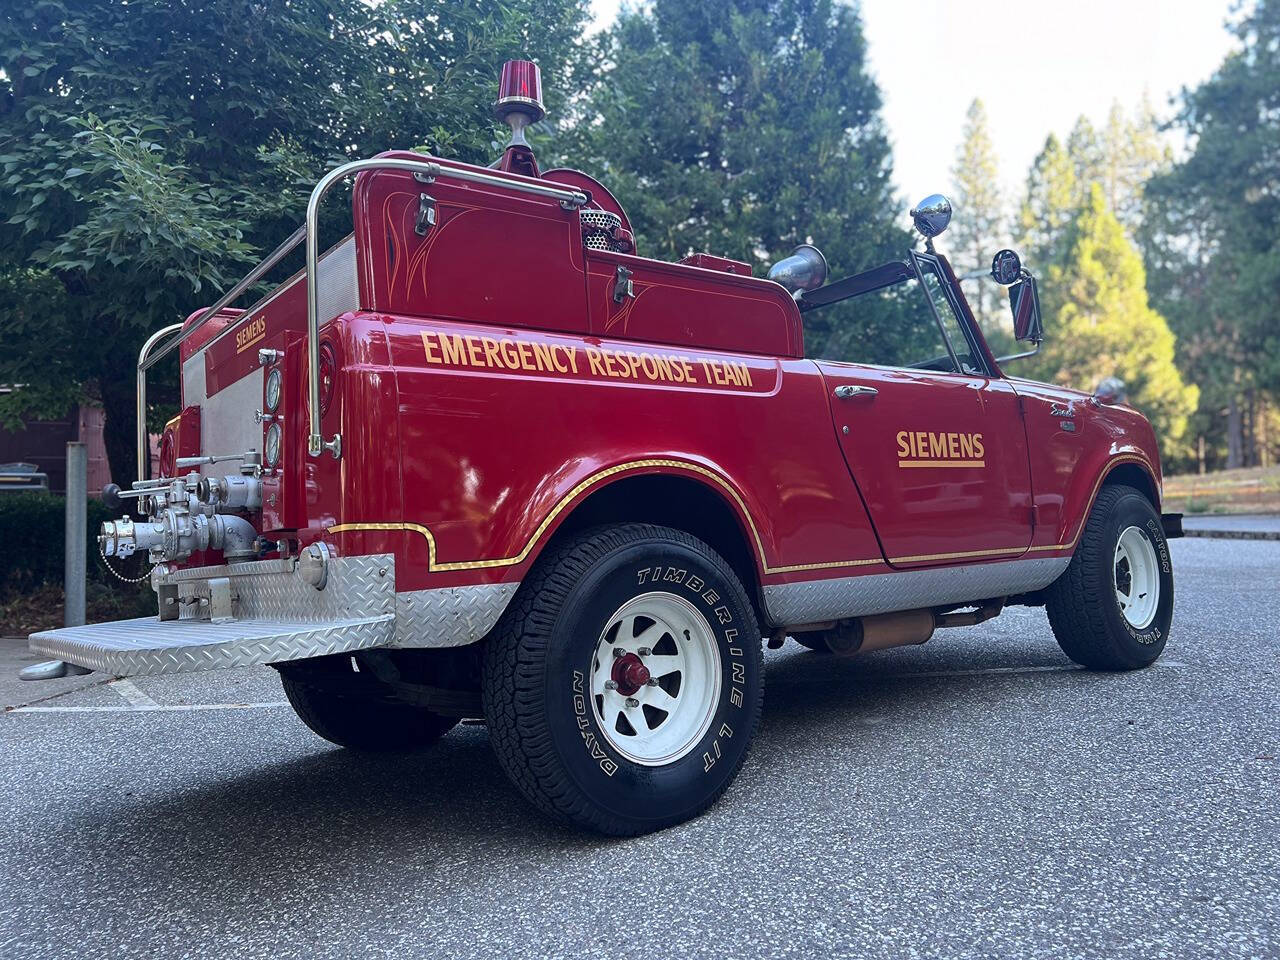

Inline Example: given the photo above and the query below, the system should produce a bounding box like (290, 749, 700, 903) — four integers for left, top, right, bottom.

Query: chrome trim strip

(762, 556, 1070, 626)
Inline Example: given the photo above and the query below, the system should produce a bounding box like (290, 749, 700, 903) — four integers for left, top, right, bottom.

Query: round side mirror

(909, 194, 952, 239)
(990, 249, 1022, 285)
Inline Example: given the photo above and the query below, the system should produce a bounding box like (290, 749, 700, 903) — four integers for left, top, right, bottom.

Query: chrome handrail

(136, 322, 185, 479)
(302, 157, 588, 457)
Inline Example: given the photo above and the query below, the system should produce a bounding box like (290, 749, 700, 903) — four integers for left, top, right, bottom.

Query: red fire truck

(27, 62, 1181, 834)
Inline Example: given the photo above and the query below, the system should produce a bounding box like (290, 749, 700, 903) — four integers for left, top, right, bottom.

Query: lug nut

(646, 677, 658, 686)
(637, 647, 651, 657)
(604, 680, 618, 691)
(613, 647, 625, 659)
(625, 697, 639, 708)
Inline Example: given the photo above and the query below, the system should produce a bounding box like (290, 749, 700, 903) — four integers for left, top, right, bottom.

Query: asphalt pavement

(2, 537, 1276, 960)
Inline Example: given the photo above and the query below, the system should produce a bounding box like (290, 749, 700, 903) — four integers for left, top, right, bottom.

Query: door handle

(833, 384, 878, 399)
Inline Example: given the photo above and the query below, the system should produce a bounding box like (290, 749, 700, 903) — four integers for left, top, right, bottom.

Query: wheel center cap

(612, 652, 650, 697)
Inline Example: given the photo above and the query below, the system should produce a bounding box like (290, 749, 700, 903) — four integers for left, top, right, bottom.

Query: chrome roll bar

(136, 322, 184, 479)
(135, 156, 589, 468)
(302, 158, 588, 457)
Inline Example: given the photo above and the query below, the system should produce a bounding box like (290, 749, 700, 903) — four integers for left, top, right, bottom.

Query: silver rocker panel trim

(763, 555, 1071, 626)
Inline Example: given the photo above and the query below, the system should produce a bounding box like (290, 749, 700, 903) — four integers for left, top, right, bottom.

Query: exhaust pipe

(802, 601, 1005, 656)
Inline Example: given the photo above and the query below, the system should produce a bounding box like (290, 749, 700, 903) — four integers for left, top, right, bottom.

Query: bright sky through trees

(589, 0, 1237, 200)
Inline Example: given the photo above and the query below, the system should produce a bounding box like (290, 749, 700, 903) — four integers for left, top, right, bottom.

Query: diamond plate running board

(28, 614, 393, 677)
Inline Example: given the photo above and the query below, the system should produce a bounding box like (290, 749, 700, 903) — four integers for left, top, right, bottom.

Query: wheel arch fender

(1056, 451, 1162, 554)
(533, 461, 769, 624)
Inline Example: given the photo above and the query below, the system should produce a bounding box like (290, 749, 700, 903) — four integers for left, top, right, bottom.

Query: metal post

(65, 442, 87, 628)
(23, 443, 94, 678)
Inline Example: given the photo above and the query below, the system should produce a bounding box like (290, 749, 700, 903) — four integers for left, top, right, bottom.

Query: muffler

(824, 609, 936, 656)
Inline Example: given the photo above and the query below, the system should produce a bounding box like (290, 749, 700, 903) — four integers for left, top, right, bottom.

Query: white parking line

(8, 701, 289, 714)
(107, 678, 159, 708)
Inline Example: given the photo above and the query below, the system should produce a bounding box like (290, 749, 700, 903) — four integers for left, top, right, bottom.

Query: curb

(1183, 529, 1280, 541)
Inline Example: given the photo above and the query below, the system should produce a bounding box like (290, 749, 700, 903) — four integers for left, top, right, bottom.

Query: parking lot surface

(3, 537, 1276, 959)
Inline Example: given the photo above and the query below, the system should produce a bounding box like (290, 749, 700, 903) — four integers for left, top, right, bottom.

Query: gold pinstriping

(327, 453, 1156, 575)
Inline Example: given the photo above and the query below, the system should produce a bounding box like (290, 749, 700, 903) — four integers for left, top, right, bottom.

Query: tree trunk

(1226, 393, 1243, 470)
(1244, 388, 1256, 469)
(100, 370, 140, 490)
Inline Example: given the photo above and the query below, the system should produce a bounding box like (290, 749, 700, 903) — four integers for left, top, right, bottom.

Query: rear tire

(280, 659, 458, 751)
(482, 523, 763, 835)
(1045, 484, 1174, 671)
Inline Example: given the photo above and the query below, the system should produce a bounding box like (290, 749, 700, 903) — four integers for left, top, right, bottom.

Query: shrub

(0, 492, 147, 594)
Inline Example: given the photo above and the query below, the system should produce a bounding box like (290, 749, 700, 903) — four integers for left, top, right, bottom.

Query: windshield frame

(798, 250, 993, 377)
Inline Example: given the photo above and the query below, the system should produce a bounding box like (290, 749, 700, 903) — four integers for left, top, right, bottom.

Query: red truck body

(28, 62, 1177, 833)
(158, 151, 1161, 631)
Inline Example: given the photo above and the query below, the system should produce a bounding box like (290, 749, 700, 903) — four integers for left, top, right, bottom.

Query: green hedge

(0, 492, 142, 594)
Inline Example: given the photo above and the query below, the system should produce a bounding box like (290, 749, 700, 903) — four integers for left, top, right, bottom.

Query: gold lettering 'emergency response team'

(420, 331, 755, 388)
(420, 330, 984, 469)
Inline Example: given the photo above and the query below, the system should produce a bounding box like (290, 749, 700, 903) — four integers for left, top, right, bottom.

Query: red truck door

(806, 253, 1034, 568)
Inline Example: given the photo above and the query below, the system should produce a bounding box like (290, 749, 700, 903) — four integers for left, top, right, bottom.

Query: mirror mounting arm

(995, 341, 1042, 365)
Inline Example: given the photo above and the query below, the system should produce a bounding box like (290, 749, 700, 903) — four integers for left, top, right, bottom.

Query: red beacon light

(494, 59, 545, 177)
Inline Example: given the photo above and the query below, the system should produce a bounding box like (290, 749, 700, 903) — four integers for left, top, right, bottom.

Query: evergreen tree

(1024, 185, 1198, 456)
(1018, 134, 1077, 274)
(949, 98, 1004, 333)
(573, 0, 907, 357)
(1144, 0, 1280, 469)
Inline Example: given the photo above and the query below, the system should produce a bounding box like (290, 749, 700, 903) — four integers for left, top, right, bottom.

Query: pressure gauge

(264, 368, 282, 412)
(264, 422, 282, 468)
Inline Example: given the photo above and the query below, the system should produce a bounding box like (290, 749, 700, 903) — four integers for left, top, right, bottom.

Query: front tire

(1046, 484, 1174, 670)
(482, 523, 764, 835)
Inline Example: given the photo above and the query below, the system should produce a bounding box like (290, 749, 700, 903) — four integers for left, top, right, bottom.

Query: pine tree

(573, 0, 906, 357)
(1025, 184, 1198, 456)
(949, 99, 1004, 333)
(1144, 0, 1280, 470)
(1019, 134, 1078, 276)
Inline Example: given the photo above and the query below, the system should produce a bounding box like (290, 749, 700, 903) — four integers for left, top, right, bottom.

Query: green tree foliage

(1024, 184, 1198, 454)
(0, 0, 588, 486)
(570, 0, 908, 358)
(949, 98, 1004, 334)
(1019, 133, 1078, 271)
(1143, 0, 1280, 470)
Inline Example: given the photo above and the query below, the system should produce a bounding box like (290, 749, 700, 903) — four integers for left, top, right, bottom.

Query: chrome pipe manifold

(100, 473, 261, 564)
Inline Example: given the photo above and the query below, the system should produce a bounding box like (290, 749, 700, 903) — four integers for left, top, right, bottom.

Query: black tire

(280, 661, 458, 752)
(1046, 484, 1174, 670)
(482, 523, 764, 835)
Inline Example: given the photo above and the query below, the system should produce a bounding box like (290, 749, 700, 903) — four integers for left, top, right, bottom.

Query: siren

(767, 244, 828, 295)
(495, 59, 545, 150)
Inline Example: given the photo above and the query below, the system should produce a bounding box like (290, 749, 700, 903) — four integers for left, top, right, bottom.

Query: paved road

(1182, 513, 1280, 536)
(3, 537, 1276, 960)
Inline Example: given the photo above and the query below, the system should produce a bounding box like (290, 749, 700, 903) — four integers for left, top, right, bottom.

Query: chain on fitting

(97, 541, 153, 584)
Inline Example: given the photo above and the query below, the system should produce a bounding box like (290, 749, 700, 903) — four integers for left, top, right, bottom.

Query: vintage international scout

(26, 61, 1182, 834)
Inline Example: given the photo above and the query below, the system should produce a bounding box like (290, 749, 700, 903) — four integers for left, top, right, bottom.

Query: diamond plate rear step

(28, 614, 393, 677)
